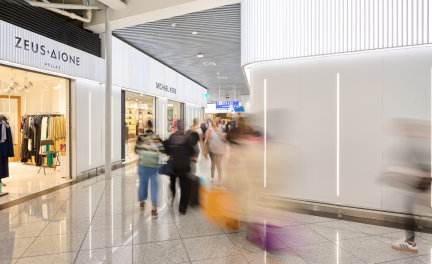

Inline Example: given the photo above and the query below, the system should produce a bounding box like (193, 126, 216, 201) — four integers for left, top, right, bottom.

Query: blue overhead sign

(203, 94, 210, 98)
(216, 101, 240, 109)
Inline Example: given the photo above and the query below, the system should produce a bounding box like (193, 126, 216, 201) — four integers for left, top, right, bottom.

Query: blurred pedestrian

(385, 119, 431, 253)
(206, 118, 225, 182)
(135, 120, 164, 218)
(167, 120, 194, 214)
(186, 118, 201, 174)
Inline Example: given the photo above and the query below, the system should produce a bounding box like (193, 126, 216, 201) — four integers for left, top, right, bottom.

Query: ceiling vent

(202, 62, 217, 66)
(217, 76, 228, 79)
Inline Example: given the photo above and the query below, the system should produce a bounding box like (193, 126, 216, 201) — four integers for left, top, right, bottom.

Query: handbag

(158, 159, 174, 176)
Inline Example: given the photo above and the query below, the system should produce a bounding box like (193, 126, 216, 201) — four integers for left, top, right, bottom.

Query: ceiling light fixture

(217, 76, 228, 79)
(192, 31, 198, 35)
(202, 62, 216, 66)
(217, 73, 219, 74)
(197, 54, 204, 58)
(53, 83, 61, 90)
(171, 23, 176, 27)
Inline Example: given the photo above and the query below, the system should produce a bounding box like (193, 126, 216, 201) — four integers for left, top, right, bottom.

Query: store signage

(15, 37, 81, 69)
(0, 20, 104, 82)
(156, 82, 176, 94)
(216, 101, 240, 109)
(203, 94, 210, 98)
(138, 104, 148, 109)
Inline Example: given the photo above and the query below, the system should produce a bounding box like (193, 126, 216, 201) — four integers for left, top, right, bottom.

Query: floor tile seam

(187, 251, 245, 263)
(72, 181, 111, 264)
(172, 213, 193, 263)
(305, 225, 371, 240)
(293, 222, 334, 243)
(292, 240, 367, 263)
(375, 255, 425, 263)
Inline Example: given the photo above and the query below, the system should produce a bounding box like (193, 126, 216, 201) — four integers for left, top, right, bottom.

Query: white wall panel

(242, 0, 432, 67)
(75, 79, 104, 175)
(382, 47, 432, 214)
(249, 46, 432, 213)
(112, 37, 207, 107)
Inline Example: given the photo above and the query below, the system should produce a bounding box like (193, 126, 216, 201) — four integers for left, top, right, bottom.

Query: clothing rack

(24, 112, 65, 116)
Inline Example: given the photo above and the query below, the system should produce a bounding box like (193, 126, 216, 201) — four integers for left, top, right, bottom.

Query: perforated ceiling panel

(113, 3, 247, 97)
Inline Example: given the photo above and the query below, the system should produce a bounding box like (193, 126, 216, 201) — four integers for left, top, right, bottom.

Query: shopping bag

(158, 160, 174, 176)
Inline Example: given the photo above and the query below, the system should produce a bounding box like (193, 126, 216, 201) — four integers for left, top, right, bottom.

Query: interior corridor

(0, 156, 431, 264)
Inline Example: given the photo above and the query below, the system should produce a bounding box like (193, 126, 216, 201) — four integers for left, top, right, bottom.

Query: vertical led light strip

(163, 105, 165, 140)
(89, 92, 91, 166)
(337, 73, 340, 196)
(111, 95, 114, 159)
(264, 79, 267, 188)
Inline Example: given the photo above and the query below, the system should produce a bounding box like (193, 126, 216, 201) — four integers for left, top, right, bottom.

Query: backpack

(187, 130, 199, 146)
(201, 123, 207, 137)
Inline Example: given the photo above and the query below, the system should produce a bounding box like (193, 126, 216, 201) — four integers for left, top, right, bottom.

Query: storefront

(0, 19, 207, 203)
(123, 91, 155, 162)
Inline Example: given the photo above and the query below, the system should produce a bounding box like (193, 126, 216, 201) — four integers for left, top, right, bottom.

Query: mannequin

(172, 115, 177, 133)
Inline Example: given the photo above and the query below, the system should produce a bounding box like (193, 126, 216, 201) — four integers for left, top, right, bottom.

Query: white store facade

(0, 19, 207, 185)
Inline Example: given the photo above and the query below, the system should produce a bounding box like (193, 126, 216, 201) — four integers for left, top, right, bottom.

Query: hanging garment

(46, 117, 53, 167)
(20, 117, 31, 162)
(0, 121, 7, 143)
(34, 116, 43, 166)
(0, 123, 14, 179)
(40, 117, 47, 155)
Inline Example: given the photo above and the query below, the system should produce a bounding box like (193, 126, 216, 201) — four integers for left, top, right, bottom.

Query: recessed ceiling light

(217, 73, 219, 74)
(128, 98, 130, 99)
(192, 31, 198, 35)
(141, 94, 143, 96)
(136, 99, 138, 101)
(197, 54, 204, 58)
(172, 23, 176, 27)
(202, 62, 216, 66)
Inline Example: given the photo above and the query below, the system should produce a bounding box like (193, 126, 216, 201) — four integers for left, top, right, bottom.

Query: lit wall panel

(242, 0, 432, 67)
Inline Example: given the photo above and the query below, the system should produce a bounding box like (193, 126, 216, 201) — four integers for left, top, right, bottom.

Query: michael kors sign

(156, 82, 176, 94)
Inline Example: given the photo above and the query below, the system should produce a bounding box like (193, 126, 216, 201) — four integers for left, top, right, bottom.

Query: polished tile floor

(0, 157, 432, 263)
(0, 162, 72, 204)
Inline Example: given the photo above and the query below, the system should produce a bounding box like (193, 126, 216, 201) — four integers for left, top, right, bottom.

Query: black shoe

(140, 202, 145, 210)
(180, 210, 186, 215)
(151, 210, 158, 219)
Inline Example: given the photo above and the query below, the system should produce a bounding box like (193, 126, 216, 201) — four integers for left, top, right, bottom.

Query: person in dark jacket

(166, 120, 193, 214)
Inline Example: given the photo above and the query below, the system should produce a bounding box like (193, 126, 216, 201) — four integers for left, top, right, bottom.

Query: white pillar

(105, 8, 112, 178)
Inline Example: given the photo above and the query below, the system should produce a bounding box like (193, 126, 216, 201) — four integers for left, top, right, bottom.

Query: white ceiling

(113, 3, 247, 102)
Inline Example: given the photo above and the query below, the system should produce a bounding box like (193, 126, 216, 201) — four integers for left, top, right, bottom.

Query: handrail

(81, 159, 125, 177)
(254, 192, 432, 219)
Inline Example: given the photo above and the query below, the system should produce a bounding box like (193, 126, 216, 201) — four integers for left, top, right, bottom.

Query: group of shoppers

(134, 115, 245, 216)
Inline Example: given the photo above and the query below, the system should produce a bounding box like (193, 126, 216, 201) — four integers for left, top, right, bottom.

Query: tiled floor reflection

(0, 162, 72, 205)
(0, 157, 432, 263)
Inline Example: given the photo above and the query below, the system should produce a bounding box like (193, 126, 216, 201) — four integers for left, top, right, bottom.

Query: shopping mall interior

(0, 0, 432, 264)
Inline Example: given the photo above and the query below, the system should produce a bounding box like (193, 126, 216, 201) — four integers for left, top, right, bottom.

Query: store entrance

(124, 91, 155, 163)
(0, 65, 70, 202)
(166, 100, 182, 138)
